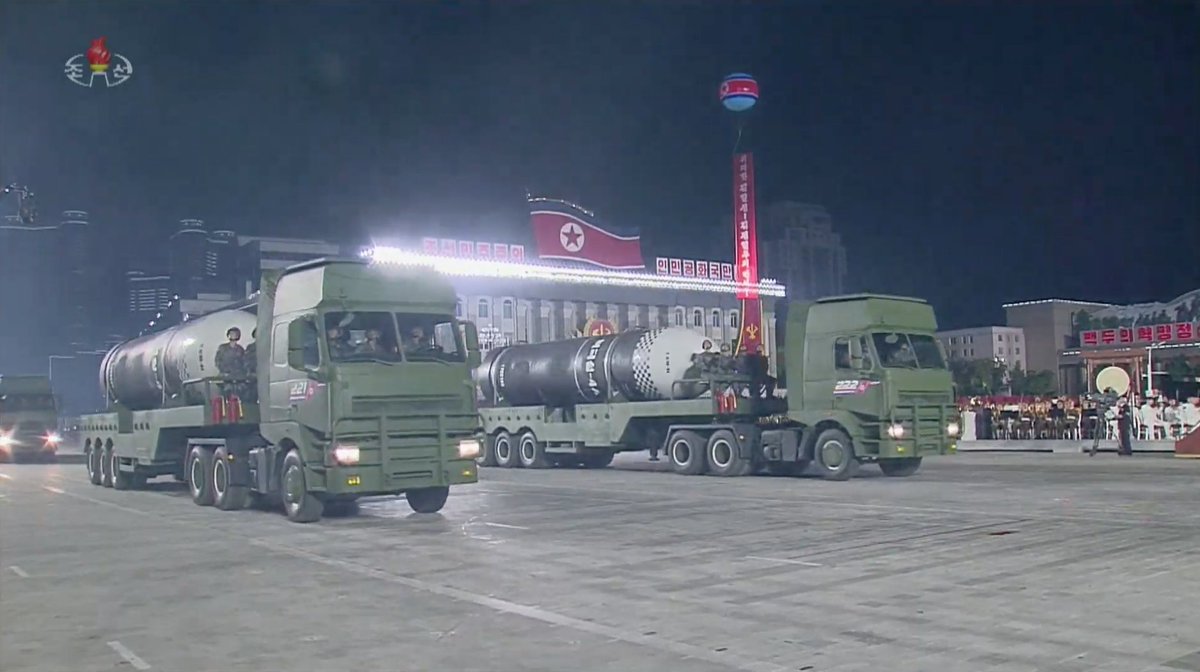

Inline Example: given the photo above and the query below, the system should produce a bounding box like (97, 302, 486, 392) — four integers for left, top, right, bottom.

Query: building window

(729, 311, 740, 328)
(455, 299, 463, 318)
(711, 310, 721, 327)
(997, 335, 1003, 343)
(968, 336, 974, 343)
(477, 299, 490, 319)
(998, 347, 1005, 355)
(502, 299, 514, 320)
(692, 309, 703, 327)
(1015, 347, 1021, 355)
(1015, 335, 1020, 343)
(674, 308, 684, 326)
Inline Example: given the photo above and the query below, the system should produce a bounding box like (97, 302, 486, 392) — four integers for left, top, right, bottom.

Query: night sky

(1, 0, 1197, 329)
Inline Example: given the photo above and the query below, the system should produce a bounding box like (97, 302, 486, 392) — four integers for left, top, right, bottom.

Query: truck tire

(493, 431, 519, 468)
(406, 486, 449, 513)
(213, 446, 250, 511)
(814, 428, 859, 481)
(187, 446, 215, 506)
(111, 450, 136, 490)
(479, 433, 500, 467)
(87, 445, 103, 485)
(879, 457, 922, 477)
(281, 449, 323, 523)
(764, 460, 810, 477)
(517, 431, 550, 469)
(668, 430, 707, 475)
(706, 429, 754, 477)
(101, 445, 114, 487)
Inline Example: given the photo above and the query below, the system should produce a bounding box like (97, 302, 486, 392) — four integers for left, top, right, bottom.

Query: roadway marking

(482, 522, 529, 530)
(43, 485, 64, 494)
(107, 641, 150, 670)
(8, 565, 29, 578)
(744, 555, 823, 568)
(0, 472, 11, 480)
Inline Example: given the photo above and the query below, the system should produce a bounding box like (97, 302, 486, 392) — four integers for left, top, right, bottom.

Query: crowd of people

(959, 394, 1200, 441)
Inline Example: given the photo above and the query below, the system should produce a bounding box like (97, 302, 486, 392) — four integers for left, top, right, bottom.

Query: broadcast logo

(65, 37, 133, 88)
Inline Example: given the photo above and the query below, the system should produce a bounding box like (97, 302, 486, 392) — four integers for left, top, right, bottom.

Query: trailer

(476, 295, 960, 480)
(79, 258, 483, 522)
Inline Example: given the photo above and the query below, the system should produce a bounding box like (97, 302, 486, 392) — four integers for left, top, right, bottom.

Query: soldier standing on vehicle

(243, 329, 258, 402)
(215, 327, 247, 402)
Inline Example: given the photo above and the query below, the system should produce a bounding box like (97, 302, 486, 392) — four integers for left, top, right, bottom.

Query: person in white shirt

(1180, 397, 1200, 434)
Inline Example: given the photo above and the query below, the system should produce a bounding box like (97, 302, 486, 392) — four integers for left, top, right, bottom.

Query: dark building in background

(168, 218, 209, 299)
(759, 202, 847, 302)
(236, 236, 342, 295)
(125, 270, 175, 332)
(59, 210, 92, 350)
(205, 229, 238, 295)
(0, 214, 63, 373)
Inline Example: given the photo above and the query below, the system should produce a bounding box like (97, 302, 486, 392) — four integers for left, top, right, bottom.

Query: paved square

(2, 453, 1198, 671)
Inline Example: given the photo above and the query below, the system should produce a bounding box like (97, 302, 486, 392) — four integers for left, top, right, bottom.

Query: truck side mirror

(849, 337, 865, 367)
(462, 321, 481, 369)
(287, 318, 317, 371)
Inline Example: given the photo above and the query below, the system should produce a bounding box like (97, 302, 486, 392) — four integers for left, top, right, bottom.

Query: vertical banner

(733, 152, 763, 355)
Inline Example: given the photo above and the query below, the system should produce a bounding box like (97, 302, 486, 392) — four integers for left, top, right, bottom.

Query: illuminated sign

(655, 257, 733, 281)
(422, 238, 525, 262)
(1080, 322, 1197, 348)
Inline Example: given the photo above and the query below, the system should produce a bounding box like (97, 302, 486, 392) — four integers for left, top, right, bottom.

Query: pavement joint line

(744, 555, 823, 568)
(107, 640, 151, 670)
(486, 478, 1200, 530)
(482, 521, 529, 530)
(8, 565, 29, 578)
(40, 480, 789, 672)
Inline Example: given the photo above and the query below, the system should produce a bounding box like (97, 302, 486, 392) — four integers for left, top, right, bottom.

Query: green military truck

(80, 258, 483, 522)
(0, 375, 61, 463)
(475, 294, 958, 480)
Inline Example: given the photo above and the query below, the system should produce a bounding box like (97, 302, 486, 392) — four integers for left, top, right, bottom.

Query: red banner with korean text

(733, 152, 762, 355)
(1079, 322, 1198, 348)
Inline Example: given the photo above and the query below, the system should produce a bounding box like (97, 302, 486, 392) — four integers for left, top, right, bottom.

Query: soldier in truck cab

(327, 326, 352, 359)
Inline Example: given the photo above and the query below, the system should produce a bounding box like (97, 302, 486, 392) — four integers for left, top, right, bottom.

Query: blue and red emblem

(719, 73, 759, 112)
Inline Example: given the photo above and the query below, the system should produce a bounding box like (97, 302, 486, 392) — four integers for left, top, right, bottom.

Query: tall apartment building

(937, 325, 1028, 371)
(758, 202, 847, 302)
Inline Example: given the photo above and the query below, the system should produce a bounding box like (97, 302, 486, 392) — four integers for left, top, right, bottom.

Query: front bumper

(319, 458, 478, 496)
(876, 438, 955, 458)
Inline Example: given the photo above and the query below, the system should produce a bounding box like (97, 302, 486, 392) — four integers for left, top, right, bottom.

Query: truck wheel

(879, 457, 922, 477)
(493, 431, 519, 468)
(814, 428, 859, 481)
(706, 429, 754, 477)
(406, 486, 449, 513)
(188, 446, 215, 505)
(101, 446, 114, 487)
(87, 445, 103, 485)
(111, 451, 136, 490)
(668, 430, 707, 475)
(479, 433, 500, 467)
(764, 460, 810, 477)
(212, 446, 250, 511)
(281, 449, 323, 523)
(517, 431, 550, 469)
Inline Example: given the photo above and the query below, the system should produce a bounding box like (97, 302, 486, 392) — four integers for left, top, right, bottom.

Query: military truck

(79, 258, 483, 522)
(475, 294, 958, 480)
(0, 375, 61, 463)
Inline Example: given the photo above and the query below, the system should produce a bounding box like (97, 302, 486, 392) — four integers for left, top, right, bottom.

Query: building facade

(759, 202, 847, 302)
(125, 271, 174, 331)
(1003, 298, 1114, 393)
(937, 326, 1028, 370)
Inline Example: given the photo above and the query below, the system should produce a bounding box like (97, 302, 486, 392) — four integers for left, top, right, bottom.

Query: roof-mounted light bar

(364, 245, 786, 297)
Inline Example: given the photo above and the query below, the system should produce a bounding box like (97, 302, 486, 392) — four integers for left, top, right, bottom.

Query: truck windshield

(0, 394, 56, 411)
(872, 333, 946, 369)
(324, 312, 402, 363)
(395, 313, 464, 363)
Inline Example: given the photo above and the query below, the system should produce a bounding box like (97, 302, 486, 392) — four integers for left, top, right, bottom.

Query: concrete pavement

(2, 453, 1200, 672)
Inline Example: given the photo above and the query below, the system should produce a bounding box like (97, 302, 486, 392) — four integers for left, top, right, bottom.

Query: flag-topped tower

(719, 73, 764, 355)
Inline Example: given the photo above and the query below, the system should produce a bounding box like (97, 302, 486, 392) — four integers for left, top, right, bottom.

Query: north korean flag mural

(529, 198, 645, 270)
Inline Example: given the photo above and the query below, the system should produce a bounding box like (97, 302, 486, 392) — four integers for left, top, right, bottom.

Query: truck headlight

(946, 421, 961, 438)
(332, 444, 360, 466)
(457, 438, 481, 459)
(45, 432, 62, 445)
(886, 423, 905, 439)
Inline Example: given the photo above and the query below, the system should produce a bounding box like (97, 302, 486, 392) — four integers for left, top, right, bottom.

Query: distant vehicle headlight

(457, 438, 481, 459)
(45, 432, 62, 445)
(886, 423, 905, 439)
(332, 444, 360, 466)
(0, 434, 14, 448)
(946, 421, 961, 438)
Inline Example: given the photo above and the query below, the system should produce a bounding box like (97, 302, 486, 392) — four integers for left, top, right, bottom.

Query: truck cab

(776, 294, 958, 477)
(0, 375, 61, 463)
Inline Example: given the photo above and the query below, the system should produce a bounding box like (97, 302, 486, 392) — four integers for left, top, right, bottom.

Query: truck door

(832, 335, 879, 411)
(267, 318, 321, 423)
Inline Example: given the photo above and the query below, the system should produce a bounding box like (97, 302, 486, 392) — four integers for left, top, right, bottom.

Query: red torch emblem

(87, 37, 112, 73)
